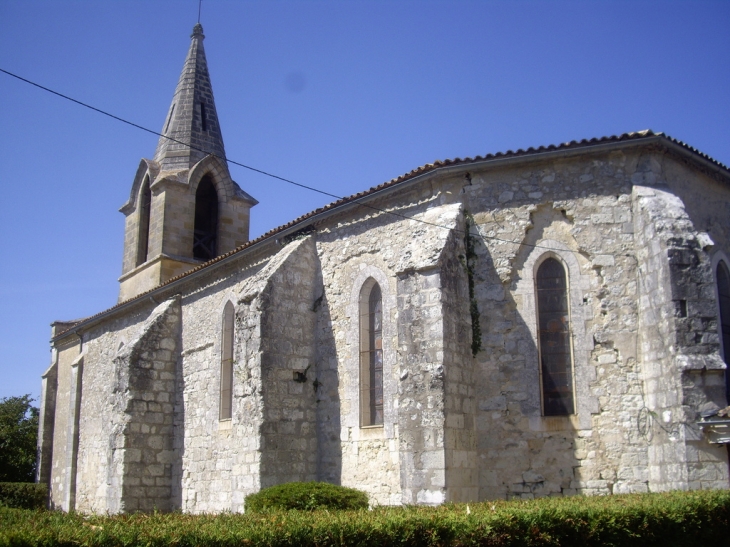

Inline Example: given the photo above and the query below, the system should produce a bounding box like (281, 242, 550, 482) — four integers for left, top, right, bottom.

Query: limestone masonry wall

(258, 237, 320, 487)
(46, 144, 730, 513)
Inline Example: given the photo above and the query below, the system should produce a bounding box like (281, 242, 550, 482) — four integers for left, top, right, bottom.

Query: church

(37, 23, 730, 513)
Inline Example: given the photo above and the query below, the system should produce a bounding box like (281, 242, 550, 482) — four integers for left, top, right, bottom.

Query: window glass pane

(537, 258, 574, 416)
(220, 302, 234, 420)
(360, 282, 384, 426)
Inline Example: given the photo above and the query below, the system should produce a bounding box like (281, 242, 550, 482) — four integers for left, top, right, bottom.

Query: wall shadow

(469, 203, 582, 500)
(314, 281, 343, 484)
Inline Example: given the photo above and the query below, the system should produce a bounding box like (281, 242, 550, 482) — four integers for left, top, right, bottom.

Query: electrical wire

(0, 66, 600, 255)
(4, 68, 714, 447)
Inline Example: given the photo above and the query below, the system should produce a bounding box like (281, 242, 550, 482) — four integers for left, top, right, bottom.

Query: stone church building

(38, 24, 730, 513)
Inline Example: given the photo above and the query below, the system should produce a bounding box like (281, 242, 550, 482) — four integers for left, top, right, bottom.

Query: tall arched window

(219, 301, 234, 421)
(717, 261, 730, 403)
(193, 175, 218, 260)
(360, 281, 383, 426)
(536, 257, 574, 416)
(136, 177, 151, 266)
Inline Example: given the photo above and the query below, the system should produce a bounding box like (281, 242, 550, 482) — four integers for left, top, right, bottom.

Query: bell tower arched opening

(193, 175, 219, 261)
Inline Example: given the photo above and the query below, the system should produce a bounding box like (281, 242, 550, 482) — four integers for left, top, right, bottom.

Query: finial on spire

(197, 0, 202, 23)
(192, 22, 204, 39)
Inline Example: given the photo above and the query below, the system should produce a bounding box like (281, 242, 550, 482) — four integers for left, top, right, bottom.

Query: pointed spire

(154, 23, 228, 173)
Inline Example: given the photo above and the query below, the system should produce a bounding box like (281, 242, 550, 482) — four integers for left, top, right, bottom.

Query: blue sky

(0, 0, 728, 402)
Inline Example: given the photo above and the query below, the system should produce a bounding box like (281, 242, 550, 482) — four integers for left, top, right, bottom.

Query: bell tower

(118, 24, 257, 302)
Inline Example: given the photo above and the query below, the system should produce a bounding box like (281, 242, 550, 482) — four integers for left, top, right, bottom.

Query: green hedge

(1, 490, 729, 546)
(0, 483, 46, 510)
(245, 481, 369, 512)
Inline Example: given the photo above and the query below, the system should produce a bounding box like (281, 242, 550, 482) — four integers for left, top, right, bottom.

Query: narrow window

(193, 175, 218, 260)
(136, 177, 151, 266)
(359, 281, 383, 426)
(220, 301, 234, 421)
(536, 257, 575, 416)
(717, 261, 730, 403)
(200, 102, 208, 131)
(165, 104, 175, 133)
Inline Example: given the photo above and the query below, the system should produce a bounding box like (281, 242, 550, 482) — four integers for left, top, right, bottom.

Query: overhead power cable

(0, 66, 627, 256)
(0, 67, 342, 202)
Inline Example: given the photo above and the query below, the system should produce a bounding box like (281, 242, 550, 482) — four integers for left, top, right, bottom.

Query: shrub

(0, 482, 47, 510)
(1, 490, 729, 546)
(244, 481, 368, 512)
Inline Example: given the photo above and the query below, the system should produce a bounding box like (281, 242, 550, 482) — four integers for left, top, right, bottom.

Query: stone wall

(632, 163, 728, 491)
(441, 225, 478, 502)
(176, 252, 268, 513)
(397, 268, 447, 504)
(106, 298, 181, 512)
(258, 237, 321, 487)
(461, 147, 730, 498)
(46, 143, 730, 514)
(173, 237, 320, 513)
(66, 305, 154, 512)
(315, 196, 465, 505)
(48, 338, 80, 510)
(465, 151, 645, 498)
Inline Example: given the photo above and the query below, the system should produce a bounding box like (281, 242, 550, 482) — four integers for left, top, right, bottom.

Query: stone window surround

(188, 155, 234, 201)
(712, 250, 730, 365)
(345, 265, 397, 440)
(514, 239, 596, 430)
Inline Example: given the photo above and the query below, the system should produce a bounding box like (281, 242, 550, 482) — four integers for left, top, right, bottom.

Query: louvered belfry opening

(136, 178, 151, 266)
(193, 175, 218, 260)
(536, 257, 574, 416)
(717, 261, 730, 402)
(360, 282, 384, 426)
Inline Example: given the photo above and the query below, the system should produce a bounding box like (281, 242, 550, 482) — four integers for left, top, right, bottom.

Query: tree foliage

(0, 395, 39, 482)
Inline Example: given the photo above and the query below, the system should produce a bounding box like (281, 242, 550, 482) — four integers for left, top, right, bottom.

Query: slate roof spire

(154, 23, 228, 173)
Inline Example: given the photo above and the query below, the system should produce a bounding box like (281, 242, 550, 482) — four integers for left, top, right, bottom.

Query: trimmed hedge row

(0, 483, 46, 510)
(1, 490, 729, 546)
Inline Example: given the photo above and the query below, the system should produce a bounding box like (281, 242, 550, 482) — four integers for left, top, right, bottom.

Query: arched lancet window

(193, 175, 218, 260)
(219, 301, 234, 421)
(717, 261, 730, 403)
(136, 177, 152, 266)
(360, 281, 383, 426)
(536, 257, 575, 416)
